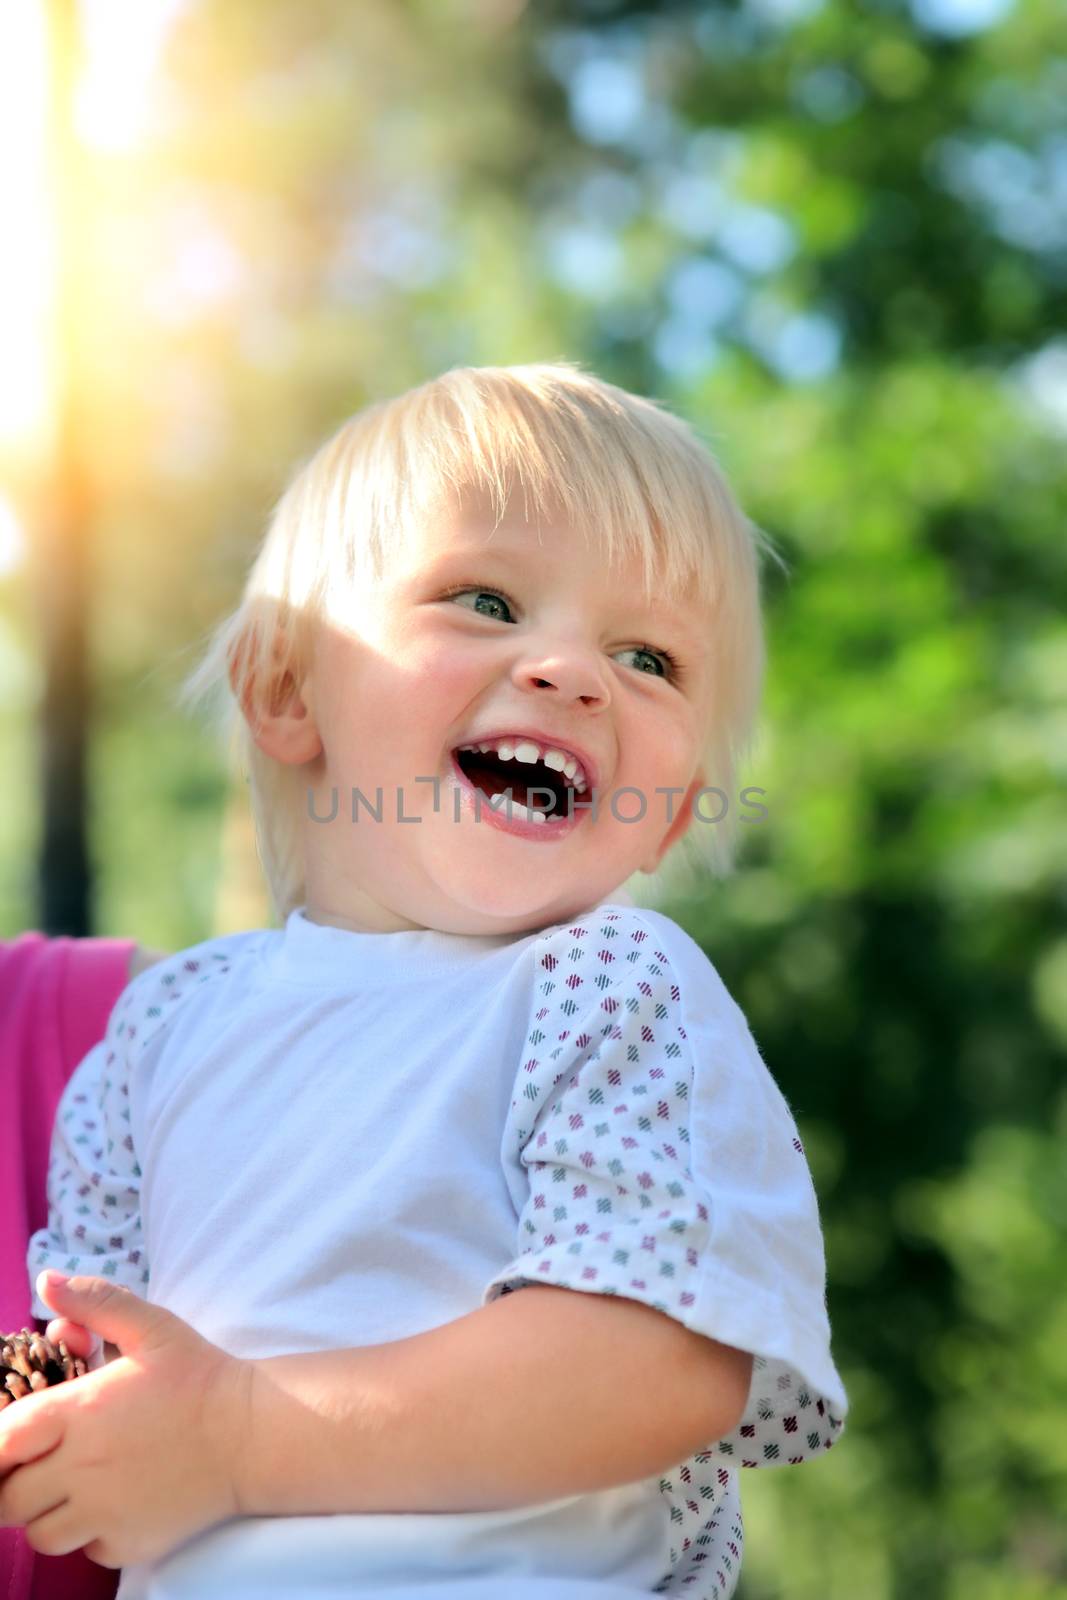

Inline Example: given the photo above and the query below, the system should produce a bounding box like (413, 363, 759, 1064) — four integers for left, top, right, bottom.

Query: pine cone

(1, 1328, 88, 1408)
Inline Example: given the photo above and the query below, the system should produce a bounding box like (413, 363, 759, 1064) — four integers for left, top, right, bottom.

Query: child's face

(287, 489, 715, 935)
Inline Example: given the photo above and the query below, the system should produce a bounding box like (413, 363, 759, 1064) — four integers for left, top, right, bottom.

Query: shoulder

(524, 902, 770, 1091)
(108, 927, 276, 1054)
(529, 902, 733, 1016)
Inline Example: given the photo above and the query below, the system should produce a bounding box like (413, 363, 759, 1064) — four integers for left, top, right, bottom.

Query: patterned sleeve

(485, 907, 849, 1468)
(25, 968, 162, 1318)
(26, 937, 253, 1322)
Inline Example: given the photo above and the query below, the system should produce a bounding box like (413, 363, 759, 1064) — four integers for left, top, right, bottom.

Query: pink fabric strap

(0, 934, 133, 1600)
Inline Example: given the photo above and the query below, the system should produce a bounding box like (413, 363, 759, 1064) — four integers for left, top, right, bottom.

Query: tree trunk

(36, 0, 90, 936)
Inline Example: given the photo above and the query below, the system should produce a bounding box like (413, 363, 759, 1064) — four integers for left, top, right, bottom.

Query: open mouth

(452, 747, 576, 819)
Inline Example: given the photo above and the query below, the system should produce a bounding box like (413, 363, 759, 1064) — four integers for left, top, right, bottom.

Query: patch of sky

(717, 206, 797, 274)
(567, 54, 646, 146)
(1011, 340, 1067, 437)
(693, 8, 762, 59)
(685, 128, 748, 182)
(543, 221, 625, 298)
(791, 64, 866, 123)
(537, 27, 593, 86)
(910, 0, 1015, 37)
(744, 293, 842, 382)
(973, 72, 1062, 142)
(745, 0, 826, 26)
(575, 169, 643, 227)
(656, 174, 728, 241)
(772, 311, 842, 381)
(543, 30, 680, 160)
(617, 101, 681, 162)
(653, 318, 721, 385)
(666, 257, 746, 329)
(329, 187, 454, 296)
(932, 134, 1067, 255)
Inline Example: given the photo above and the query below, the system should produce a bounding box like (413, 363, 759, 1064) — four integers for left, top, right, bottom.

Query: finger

(0, 1458, 67, 1530)
(83, 1534, 123, 1569)
(44, 1318, 100, 1363)
(0, 1400, 65, 1473)
(36, 1273, 157, 1355)
(24, 1498, 89, 1560)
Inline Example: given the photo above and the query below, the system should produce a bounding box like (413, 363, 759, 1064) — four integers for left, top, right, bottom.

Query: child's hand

(42, 1316, 104, 1370)
(0, 1272, 250, 1569)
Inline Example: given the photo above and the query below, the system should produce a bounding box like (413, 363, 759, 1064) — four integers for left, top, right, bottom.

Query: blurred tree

(36, 0, 92, 935)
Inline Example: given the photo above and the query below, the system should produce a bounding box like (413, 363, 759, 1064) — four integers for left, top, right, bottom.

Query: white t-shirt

(28, 901, 848, 1600)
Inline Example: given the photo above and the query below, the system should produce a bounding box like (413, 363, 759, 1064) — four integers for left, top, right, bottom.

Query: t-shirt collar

(268, 894, 632, 987)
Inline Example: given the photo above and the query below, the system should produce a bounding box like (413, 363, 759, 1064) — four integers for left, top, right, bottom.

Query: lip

(451, 728, 600, 792)
(447, 751, 591, 842)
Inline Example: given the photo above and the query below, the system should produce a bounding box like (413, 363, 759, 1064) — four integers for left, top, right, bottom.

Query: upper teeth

(457, 737, 588, 792)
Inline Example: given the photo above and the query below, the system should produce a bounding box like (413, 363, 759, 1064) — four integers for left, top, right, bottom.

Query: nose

(512, 642, 610, 710)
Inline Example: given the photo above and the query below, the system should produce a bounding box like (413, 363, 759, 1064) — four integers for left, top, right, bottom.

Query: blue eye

(618, 645, 681, 681)
(445, 587, 515, 623)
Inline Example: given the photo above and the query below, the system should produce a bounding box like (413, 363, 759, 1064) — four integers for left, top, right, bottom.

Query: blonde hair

(181, 362, 776, 920)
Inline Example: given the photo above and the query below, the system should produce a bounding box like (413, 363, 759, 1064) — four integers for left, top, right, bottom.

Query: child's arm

(0, 1273, 747, 1569)
(233, 1282, 753, 1517)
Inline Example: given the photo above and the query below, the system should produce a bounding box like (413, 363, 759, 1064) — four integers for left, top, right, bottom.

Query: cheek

(630, 711, 698, 780)
(409, 635, 489, 707)
(323, 640, 478, 769)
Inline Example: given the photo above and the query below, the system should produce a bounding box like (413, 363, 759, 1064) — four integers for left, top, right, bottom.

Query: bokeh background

(1, 1, 1065, 1595)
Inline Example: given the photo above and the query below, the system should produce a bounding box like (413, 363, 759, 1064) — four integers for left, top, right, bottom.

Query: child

(7, 364, 848, 1600)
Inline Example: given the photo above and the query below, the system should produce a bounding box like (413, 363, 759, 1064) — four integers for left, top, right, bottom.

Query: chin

(433, 876, 553, 931)
(442, 875, 611, 935)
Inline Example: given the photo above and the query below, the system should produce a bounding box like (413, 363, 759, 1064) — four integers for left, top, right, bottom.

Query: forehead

(395, 489, 714, 628)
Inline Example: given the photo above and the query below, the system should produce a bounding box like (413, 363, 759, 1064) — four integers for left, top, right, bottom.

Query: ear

(229, 632, 323, 767)
(638, 771, 706, 875)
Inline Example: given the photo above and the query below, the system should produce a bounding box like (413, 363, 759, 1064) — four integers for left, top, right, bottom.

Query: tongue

(459, 749, 573, 816)
(472, 762, 532, 806)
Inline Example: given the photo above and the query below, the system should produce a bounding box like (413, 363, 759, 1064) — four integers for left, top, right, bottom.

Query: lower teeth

(486, 793, 563, 825)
